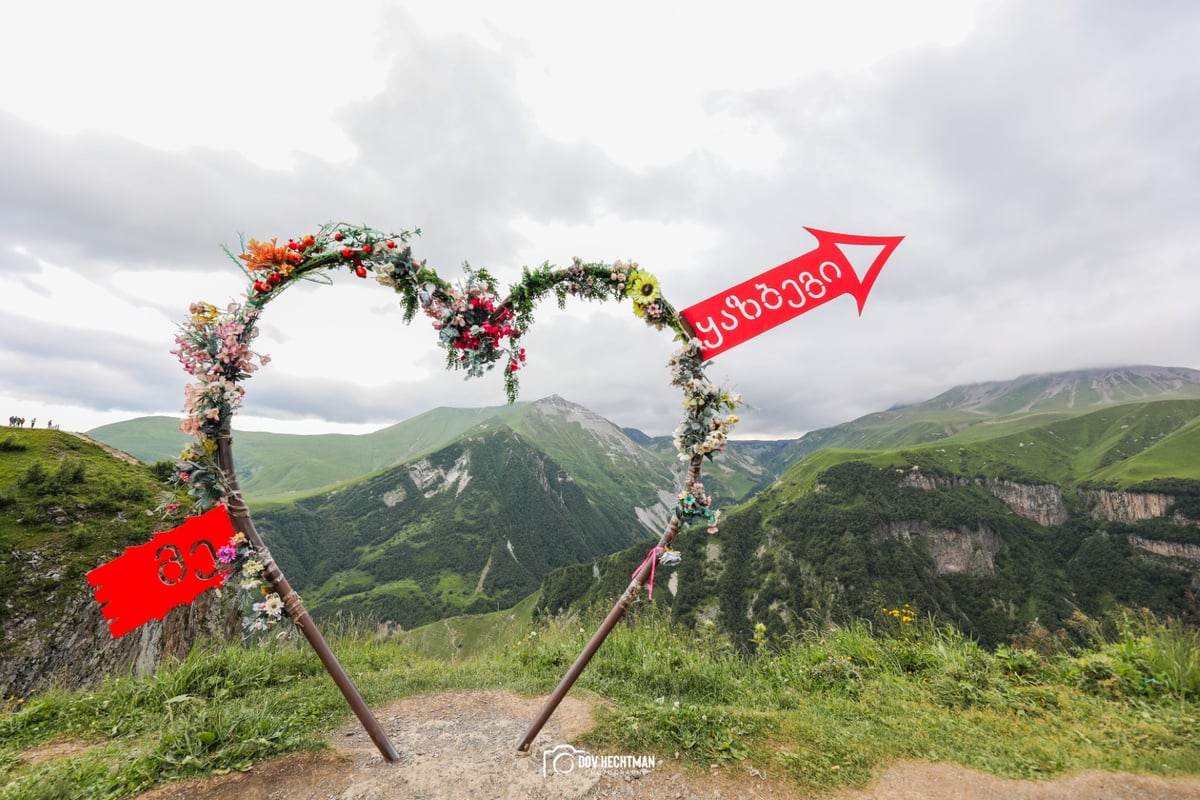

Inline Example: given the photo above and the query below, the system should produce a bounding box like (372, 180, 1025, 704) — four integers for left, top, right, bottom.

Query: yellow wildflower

(189, 302, 219, 326)
(626, 270, 661, 307)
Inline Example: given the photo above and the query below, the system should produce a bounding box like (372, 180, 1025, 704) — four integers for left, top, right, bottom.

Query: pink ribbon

(634, 546, 665, 600)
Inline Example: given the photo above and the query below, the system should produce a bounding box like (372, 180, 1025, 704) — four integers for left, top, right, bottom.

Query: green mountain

(539, 395, 1200, 648)
(254, 426, 651, 629)
(242, 394, 751, 630)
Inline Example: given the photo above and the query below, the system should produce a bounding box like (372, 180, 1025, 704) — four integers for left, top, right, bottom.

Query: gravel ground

(123, 690, 1200, 800)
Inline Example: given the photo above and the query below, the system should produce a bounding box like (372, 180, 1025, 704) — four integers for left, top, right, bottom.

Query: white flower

(262, 593, 285, 619)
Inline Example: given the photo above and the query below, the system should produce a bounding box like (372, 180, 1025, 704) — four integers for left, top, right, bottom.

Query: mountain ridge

(87, 366, 1200, 503)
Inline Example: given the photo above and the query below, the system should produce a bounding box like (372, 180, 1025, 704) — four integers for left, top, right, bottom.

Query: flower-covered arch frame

(170, 221, 741, 760)
(173, 223, 738, 513)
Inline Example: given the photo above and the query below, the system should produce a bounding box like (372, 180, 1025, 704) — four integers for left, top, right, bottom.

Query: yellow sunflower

(626, 270, 661, 306)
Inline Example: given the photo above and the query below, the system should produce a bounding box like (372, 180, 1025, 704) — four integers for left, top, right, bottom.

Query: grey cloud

(0, 313, 181, 412)
(5, 2, 1200, 438)
(339, 20, 629, 271)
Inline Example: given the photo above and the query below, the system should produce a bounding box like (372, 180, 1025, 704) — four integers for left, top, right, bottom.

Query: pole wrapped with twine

(517, 452, 705, 752)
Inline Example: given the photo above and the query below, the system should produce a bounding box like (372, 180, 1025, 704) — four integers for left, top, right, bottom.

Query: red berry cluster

(248, 229, 402, 294)
(334, 232, 398, 279)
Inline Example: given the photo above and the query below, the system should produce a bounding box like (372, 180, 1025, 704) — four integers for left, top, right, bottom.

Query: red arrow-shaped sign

(680, 228, 903, 359)
(87, 506, 234, 637)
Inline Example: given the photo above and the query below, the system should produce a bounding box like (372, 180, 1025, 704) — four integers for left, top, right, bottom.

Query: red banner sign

(680, 228, 903, 359)
(87, 506, 234, 637)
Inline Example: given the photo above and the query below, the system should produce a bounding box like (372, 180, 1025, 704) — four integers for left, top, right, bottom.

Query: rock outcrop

(1, 569, 239, 699)
(986, 480, 1069, 527)
(1129, 536, 1200, 565)
(877, 520, 1000, 576)
(901, 470, 1068, 527)
(1081, 489, 1176, 523)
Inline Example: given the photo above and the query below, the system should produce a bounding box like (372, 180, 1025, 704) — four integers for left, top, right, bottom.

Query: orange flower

(239, 238, 297, 275)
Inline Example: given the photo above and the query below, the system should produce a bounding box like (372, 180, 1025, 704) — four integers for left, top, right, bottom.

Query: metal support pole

(217, 436, 401, 763)
(517, 454, 704, 752)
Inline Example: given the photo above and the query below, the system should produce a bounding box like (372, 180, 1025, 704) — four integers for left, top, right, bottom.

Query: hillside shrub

(17, 462, 46, 489)
(0, 435, 26, 452)
(15, 459, 87, 497)
(150, 460, 176, 482)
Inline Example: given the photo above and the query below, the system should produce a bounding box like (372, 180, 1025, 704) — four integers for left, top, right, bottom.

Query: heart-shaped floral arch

(172, 222, 740, 516)
(168, 221, 742, 759)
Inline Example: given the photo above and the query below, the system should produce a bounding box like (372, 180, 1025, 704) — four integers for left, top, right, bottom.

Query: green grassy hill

(1090, 414, 1200, 484)
(763, 398, 1200, 491)
(0, 428, 239, 698)
(0, 428, 169, 609)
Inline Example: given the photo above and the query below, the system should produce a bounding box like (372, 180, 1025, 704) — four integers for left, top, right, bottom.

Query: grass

(765, 400, 1200, 492)
(1091, 416, 1200, 484)
(394, 591, 539, 659)
(3, 604, 1197, 799)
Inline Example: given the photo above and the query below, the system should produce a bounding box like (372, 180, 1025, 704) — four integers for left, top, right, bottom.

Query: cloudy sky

(2, 1, 1197, 440)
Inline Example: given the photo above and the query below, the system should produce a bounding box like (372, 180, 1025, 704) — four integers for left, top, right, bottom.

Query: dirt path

(66, 431, 144, 465)
(126, 690, 1200, 800)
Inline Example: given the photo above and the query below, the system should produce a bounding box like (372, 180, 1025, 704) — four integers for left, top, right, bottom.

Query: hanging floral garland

(169, 222, 740, 628)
